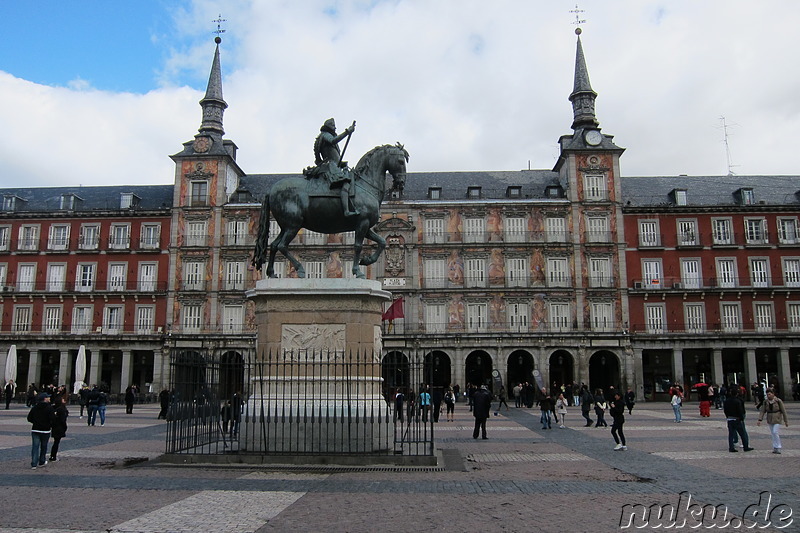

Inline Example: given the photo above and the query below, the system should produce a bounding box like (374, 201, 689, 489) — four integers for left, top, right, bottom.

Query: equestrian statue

(252, 118, 408, 279)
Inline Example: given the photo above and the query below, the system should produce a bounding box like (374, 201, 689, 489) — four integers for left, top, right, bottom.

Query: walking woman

(555, 393, 568, 428)
(609, 392, 627, 450)
(757, 389, 789, 454)
(593, 389, 608, 427)
(671, 388, 683, 423)
(49, 394, 69, 461)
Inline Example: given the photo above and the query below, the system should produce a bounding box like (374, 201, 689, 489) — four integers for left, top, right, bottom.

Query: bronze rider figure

(312, 118, 358, 216)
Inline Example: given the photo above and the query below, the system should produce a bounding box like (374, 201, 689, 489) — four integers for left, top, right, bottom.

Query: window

(506, 186, 522, 198)
(304, 230, 325, 245)
(745, 218, 767, 244)
(504, 217, 526, 243)
(507, 302, 529, 333)
(46, 263, 66, 292)
(587, 216, 609, 243)
(645, 304, 665, 333)
(680, 259, 702, 289)
(721, 303, 741, 333)
(120, 193, 137, 209)
(428, 187, 441, 200)
(43, 306, 61, 334)
(222, 305, 244, 333)
(424, 218, 445, 244)
(184, 261, 205, 290)
(754, 303, 773, 333)
(642, 259, 663, 289)
(271, 261, 286, 279)
(268, 220, 280, 242)
(783, 258, 800, 287)
(684, 303, 705, 333)
(186, 221, 207, 246)
(103, 305, 123, 333)
(0, 226, 9, 250)
(190, 181, 209, 207)
(674, 189, 687, 206)
(71, 305, 93, 334)
(467, 186, 481, 199)
(778, 218, 798, 244)
(589, 257, 612, 288)
(79, 224, 100, 250)
(638, 220, 660, 247)
(546, 257, 569, 287)
(2, 196, 16, 211)
(749, 258, 770, 288)
(712, 218, 733, 245)
(715, 259, 737, 288)
(788, 303, 800, 332)
(590, 302, 614, 332)
(677, 220, 697, 246)
(0, 264, 6, 287)
(505, 257, 528, 287)
(342, 231, 355, 245)
(182, 304, 202, 332)
(17, 264, 36, 291)
(48, 224, 70, 250)
(584, 173, 607, 201)
(140, 224, 160, 249)
(109, 224, 130, 250)
(546, 217, 567, 242)
(138, 263, 157, 292)
(305, 261, 324, 279)
(424, 303, 446, 333)
(225, 220, 247, 246)
(549, 303, 571, 332)
(106, 263, 126, 292)
(135, 306, 154, 334)
(225, 260, 245, 290)
(466, 303, 487, 332)
(13, 306, 32, 332)
(463, 217, 485, 243)
(739, 188, 755, 206)
(424, 258, 446, 288)
(464, 258, 486, 288)
(18, 225, 39, 251)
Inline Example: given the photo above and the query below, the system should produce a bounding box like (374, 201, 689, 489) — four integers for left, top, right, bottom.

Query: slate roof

(0, 185, 174, 213)
(620, 175, 800, 207)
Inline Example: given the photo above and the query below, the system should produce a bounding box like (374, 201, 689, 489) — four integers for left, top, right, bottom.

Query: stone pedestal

(243, 278, 392, 454)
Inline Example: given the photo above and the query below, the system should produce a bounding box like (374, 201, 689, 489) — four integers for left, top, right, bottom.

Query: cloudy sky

(1, 1, 798, 188)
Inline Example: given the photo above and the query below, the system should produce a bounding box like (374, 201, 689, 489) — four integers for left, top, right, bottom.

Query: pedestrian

(231, 391, 242, 437)
(580, 385, 593, 427)
(220, 400, 233, 434)
(757, 388, 788, 454)
(49, 394, 69, 461)
(158, 388, 170, 420)
(724, 387, 753, 452)
(624, 387, 635, 415)
(472, 385, 491, 439)
(125, 385, 136, 414)
(452, 383, 460, 403)
(87, 385, 99, 426)
(555, 393, 568, 428)
(671, 388, 683, 423)
(467, 383, 476, 412)
(418, 386, 431, 423)
(444, 387, 455, 422)
(5, 379, 16, 409)
(593, 389, 608, 427)
(609, 392, 627, 450)
(78, 385, 89, 419)
(26, 383, 37, 407)
(539, 389, 553, 429)
(564, 383, 573, 406)
(27, 392, 55, 469)
(513, 383, 522, 408)
(394, 389, 405, 423)
(573, 382, 581, 407)
(496, 386, 510, 412)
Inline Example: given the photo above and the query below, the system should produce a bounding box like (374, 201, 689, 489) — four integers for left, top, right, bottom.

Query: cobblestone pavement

(0, 399, 797, 532)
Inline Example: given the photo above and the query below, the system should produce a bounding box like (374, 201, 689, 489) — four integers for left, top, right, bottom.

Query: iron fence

(165, 350, 435, 459)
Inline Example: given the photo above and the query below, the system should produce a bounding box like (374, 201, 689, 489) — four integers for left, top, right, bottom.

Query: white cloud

(1, 0, 799, 188)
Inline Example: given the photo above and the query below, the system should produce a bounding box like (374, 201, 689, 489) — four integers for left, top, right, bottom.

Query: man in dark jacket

(580, 386, 594, 427)
(27, 393, 55, 469)
(472, 385, 492, 439)
(723, 387, 753, 452)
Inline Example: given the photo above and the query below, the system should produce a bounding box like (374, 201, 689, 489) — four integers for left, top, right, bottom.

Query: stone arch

(506, 349, 535, 389)
(423, 350, 452, 388)
(465, 350, 493, 391)
(382, 350, 410, 400)
(548, 349, 575, 390)
(589, 350, 621, 396)
(219, 350, 245, 401)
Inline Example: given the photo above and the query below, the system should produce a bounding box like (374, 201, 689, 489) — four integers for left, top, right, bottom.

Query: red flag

(382, 297, 405, 321)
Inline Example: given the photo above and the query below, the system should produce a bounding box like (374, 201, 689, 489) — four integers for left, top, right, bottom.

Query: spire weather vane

(570, 4, 586, 34)
(213, 14, 226, 42)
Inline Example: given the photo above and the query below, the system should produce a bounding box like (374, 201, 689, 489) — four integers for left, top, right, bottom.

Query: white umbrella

(73, 345, 86, 394)
(4, 345, 16, 384)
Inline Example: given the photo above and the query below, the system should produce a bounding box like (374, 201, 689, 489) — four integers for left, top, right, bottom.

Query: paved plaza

(0, 398, 797, 532)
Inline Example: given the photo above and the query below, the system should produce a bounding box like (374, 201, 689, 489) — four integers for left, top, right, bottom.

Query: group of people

(26, 386, 70, 469)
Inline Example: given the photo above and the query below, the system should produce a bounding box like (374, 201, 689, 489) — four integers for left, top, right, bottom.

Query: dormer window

(120, 193, 141, 209)
(428, 187, 441, 200)
(467, 186, 481, 199)
(736, 188, 755, 206)
(506, 186, 522, 199)
(60, 194, 82, 210)
(672, 189, 688, 206)
(545, 185, 564, 198)
(2, 196, 17, 211)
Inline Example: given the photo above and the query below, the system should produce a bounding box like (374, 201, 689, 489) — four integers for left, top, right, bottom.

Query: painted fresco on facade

(488, 249, 504, 286)
(448, 296, 464, 329)
(447, 250, 463, 286)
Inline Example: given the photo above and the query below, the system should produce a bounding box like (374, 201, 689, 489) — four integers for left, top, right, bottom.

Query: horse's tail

(252, 194, 271, 271)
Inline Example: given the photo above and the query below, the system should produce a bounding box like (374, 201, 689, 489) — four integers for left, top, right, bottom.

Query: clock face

(193, 136, 211, 153)
(585, 130, 602, 146)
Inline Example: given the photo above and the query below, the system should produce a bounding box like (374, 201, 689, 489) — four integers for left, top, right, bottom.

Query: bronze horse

(253, 143, 408, 278)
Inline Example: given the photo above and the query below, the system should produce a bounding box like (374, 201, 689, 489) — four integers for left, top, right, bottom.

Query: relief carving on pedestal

(281, 324, 345, 359)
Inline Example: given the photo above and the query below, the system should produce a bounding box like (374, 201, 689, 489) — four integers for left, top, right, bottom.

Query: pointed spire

(569, 28, 599, 131)
(198, 36, 228, 137)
